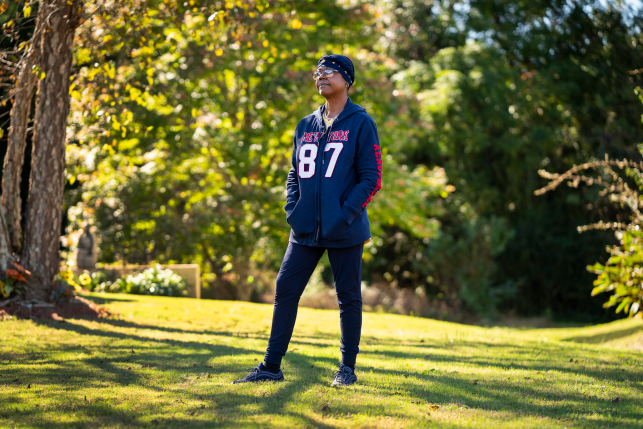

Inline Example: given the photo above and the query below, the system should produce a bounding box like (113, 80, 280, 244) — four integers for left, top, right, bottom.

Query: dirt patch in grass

(0, 295, 112, 320)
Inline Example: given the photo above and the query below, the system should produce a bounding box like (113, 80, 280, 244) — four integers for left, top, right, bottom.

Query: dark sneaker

(332, 364, 357, 386)
(232, 362, 284, 384)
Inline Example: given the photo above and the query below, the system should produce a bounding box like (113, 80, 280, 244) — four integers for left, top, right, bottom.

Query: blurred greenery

(2, 0, 642, 321)
(379, 0, 643, 321)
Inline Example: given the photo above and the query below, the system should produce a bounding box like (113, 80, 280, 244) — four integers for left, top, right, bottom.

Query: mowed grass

(1, 293, 643, 428)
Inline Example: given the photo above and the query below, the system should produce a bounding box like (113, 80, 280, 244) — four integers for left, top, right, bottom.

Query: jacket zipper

(315, 116, 334, 245)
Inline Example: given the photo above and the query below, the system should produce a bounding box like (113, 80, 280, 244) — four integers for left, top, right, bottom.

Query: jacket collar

(313, 98, 365, 130)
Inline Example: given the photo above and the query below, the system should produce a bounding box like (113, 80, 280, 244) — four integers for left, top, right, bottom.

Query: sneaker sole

(232, 373, 284, 384)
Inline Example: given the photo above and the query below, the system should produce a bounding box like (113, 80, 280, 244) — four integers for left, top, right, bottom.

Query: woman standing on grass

(233, 54, 382, 386)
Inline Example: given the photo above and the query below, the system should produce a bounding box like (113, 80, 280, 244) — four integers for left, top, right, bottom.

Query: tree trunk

(2, 6, 44, 252)
(0, 206, 13, 275)
(22, 0, 81, 300)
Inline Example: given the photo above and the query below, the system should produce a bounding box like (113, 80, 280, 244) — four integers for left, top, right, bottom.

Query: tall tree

(21, 0, 81, 298)
(2, 3, 41, 252)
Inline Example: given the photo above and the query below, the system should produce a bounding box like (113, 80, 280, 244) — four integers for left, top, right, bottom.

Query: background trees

(1, 0, 641, 321)
(382, 0, 643, 320)
(64, 0, 449, 300)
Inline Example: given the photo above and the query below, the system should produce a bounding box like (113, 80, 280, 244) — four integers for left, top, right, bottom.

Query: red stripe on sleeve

(362, 144, 382, 208)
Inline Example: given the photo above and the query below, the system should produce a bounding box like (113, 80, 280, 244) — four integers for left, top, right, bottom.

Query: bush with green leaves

(536, 156, 643, 318)
(588, 230, 643, 317)
(96, 266, 187, 297)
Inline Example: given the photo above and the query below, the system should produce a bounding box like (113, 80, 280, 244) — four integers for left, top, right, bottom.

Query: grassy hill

(1, 293, 642, 428)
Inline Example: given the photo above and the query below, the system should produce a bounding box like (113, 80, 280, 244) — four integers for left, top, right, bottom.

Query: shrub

(536, 157, 643, 318)
(588, 230, 643, 317)
(95, 266, 188, 297)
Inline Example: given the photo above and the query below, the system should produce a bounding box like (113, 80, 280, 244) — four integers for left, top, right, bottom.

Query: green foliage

(381, 0, 643, 318)
(65, 0, 449, 300)
(589, 231, 643, 317)
(535, 155, 643, 318)
(46, 0, 643, 320)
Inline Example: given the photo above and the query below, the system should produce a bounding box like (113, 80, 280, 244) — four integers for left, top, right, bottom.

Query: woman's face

(315, 66, 347, 98)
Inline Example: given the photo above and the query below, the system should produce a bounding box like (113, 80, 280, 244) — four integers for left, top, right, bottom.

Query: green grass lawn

(1, 293, 643, 428)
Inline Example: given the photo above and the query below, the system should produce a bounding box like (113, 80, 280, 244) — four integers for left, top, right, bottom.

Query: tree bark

(0, 206, 14, 275)
(22, 0, 81, 300)
(2, 6, 44, 252)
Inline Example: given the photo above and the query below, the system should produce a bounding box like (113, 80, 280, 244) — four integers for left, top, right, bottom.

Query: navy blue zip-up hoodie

(284, 98, 382, 248)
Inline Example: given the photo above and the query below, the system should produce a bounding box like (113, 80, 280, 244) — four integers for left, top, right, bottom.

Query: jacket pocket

(321, 196, 349, 241)
(287, 197, 316, 238)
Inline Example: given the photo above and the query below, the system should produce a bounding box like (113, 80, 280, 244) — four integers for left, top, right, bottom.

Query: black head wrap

(317, 55, 355, 88)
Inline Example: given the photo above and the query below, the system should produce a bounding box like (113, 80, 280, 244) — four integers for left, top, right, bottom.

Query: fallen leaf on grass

(207, 374, 211, 378)
(430, 405, 439, 410)
(612, 397, 620, 403)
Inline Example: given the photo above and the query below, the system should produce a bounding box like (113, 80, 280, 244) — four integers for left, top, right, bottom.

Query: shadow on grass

(78, 294, 138, 304)
(2, 313, 642, 428)
(563, 325, 643, 344)
(76, 316, 272, 340)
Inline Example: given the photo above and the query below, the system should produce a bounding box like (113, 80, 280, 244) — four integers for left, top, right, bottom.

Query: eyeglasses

(312, 69, 338, 80)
